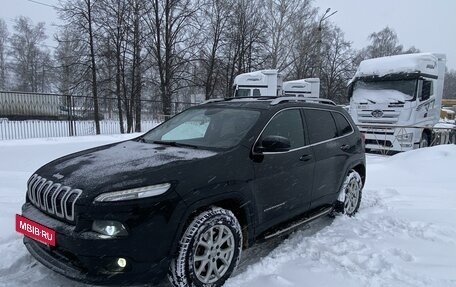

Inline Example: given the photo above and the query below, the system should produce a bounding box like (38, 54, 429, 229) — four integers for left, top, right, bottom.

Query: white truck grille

(357, 109, 401, 124)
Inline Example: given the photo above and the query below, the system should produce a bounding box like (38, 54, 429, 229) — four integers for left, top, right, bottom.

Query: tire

(169, 207, 243, 287)
(336, 170, 363, 216)
(419, 133, 430, 148)
(450, 131, 456, 144)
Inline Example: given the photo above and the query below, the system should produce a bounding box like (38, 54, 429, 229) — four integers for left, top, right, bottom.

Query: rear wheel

(419, 133, 430, 148)
(450, 131, 456, 144)
(169, 207, 242, 287)
(336, 170, 363, 216)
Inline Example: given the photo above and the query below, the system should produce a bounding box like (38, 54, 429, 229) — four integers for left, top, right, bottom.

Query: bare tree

(9, 16, 51, 92)
(58, 0, 101, 134)
(287, 5, 318, 79)
(96, 0, 130, 133)
(198, 0, 231, 100)
(129, 0, 145, 132)
(264, 0, 310, 71)
(144, 0, 203, 119)
(0, 19, 7, 90)
(320, 26, 354, 103)
(356, 27, 420, 65)
(221, 0, 266, 97)
(366, 27, 403, 58)
(444, 70, 456, 99)
(54, 26, 88, 98)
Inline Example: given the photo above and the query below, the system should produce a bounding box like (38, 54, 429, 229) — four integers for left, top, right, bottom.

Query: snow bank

(227, 145, 456, 287)
(0, 135, 455, 287)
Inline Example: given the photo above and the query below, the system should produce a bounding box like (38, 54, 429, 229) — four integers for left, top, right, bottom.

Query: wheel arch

(423, 128, 432, 141)
(351, 163, 366, 186)
(170, 193, 254, 257)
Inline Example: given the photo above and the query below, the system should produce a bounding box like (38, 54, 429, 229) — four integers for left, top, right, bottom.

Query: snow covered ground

(0, 135, 455, 286)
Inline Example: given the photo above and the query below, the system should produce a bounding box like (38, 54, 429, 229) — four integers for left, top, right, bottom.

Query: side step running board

(263, 207, 333, 240)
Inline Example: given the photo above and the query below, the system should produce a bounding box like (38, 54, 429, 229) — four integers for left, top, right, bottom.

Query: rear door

(252, 108, 314, 230)
(304, 109, 351, 207)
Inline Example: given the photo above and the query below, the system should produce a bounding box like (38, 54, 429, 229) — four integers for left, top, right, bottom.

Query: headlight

(94, 183, 171, 202)
(396, 133, 413, 142)
(92, 220, 128, 237)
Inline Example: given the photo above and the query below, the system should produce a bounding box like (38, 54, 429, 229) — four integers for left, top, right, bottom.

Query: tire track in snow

(226, 187, 456, 287)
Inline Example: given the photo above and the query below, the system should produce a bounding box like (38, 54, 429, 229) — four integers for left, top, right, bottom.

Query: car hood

(34, 140, 218, 195)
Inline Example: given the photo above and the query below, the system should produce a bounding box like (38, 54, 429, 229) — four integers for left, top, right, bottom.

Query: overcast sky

(1, 0, 455, 70)
(314, 0, 456, 70)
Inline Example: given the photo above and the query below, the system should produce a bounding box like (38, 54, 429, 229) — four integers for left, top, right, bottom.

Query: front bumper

(360, 128, 417, 152)
(24, 237, 169, 285)
(21, 203, 174, 285)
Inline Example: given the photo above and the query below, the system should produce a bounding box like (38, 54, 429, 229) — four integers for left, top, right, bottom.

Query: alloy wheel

(193, 225, 235, 284)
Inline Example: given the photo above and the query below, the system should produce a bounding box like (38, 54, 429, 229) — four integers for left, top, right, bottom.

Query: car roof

(201, 97, 342, 112)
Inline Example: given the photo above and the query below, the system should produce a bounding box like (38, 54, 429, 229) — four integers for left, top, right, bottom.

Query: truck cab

(348, 53, 446, 152)
(283, 78, 320, 98)
(233, 70, 283, 97)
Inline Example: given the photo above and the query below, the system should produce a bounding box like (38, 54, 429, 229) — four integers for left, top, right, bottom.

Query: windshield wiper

(153, 140, 199, 149)
(394, 100, 405, 104)
(367, 99, 376, 104)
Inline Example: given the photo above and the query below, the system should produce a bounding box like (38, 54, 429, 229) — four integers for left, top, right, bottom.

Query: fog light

(396, 132, 413, 142)
(117, 258, 127, 268)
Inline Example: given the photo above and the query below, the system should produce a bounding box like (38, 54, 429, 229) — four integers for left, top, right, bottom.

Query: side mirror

(347, 83, 354, 100)
(258, 135, 291, 153)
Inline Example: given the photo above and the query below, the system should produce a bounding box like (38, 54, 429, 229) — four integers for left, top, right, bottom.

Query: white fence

(0, 119, 159, 140)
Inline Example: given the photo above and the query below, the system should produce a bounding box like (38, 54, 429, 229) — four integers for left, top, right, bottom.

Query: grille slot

(27, 174, 82, 223)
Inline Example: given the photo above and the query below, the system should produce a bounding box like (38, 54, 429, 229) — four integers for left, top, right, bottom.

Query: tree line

(0, 0, 455, 133)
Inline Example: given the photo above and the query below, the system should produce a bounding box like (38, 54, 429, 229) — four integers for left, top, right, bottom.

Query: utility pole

(317, 8, 338, 79)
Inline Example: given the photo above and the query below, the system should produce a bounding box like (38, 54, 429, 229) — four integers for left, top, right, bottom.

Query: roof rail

(200, 98, 226, 105)
(269, 97, 336, 106)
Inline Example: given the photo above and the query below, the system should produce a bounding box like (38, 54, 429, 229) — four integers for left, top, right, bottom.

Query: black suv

(19, 97, 365, 286)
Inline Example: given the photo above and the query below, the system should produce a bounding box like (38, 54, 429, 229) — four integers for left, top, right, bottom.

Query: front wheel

(169, 207, 243, 287)
(419, 133, 430, 148)
(336, 170, 363, 216)
(450, 131, 456, 144)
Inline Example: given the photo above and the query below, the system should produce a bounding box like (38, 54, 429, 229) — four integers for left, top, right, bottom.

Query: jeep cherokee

(17, 97, 366, 286)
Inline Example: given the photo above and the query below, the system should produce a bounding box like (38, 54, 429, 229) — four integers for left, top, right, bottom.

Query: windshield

(352, 79, 417, 103)
(234, 88, 251, 97)
(142, 107, 261, 149)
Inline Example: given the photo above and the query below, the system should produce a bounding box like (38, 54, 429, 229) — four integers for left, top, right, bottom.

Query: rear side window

(305, 109, 337, 144)
(333, 112, 353, 136)
(259, 109, 305, 149)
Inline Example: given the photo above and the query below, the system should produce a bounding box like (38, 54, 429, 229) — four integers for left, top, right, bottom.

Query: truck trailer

(232, 70, 283, 97)
(283, 78, 320, 98)
(232, 69, 321, 99)
(0, 91, 62, 120)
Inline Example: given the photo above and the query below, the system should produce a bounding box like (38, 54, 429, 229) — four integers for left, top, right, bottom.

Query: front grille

(365, 139, 393, 147)
(357, 109, 400, 124)
(362, 130, 395, 135)
(27, 174, 82, 222)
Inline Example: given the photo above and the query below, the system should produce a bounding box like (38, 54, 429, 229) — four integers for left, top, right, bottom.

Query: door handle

(340, 144, 350, 151)
(299, 154, 312, 161)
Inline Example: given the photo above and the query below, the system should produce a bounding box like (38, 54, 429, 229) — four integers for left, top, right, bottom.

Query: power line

(26, 0, 58, 9)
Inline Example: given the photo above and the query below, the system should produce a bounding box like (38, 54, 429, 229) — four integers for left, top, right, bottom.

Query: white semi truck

(232, 69, 320, 98)
(283, 78, 320, 98)
(233, 69, 284, 97)
(348, 53, 447, 152)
